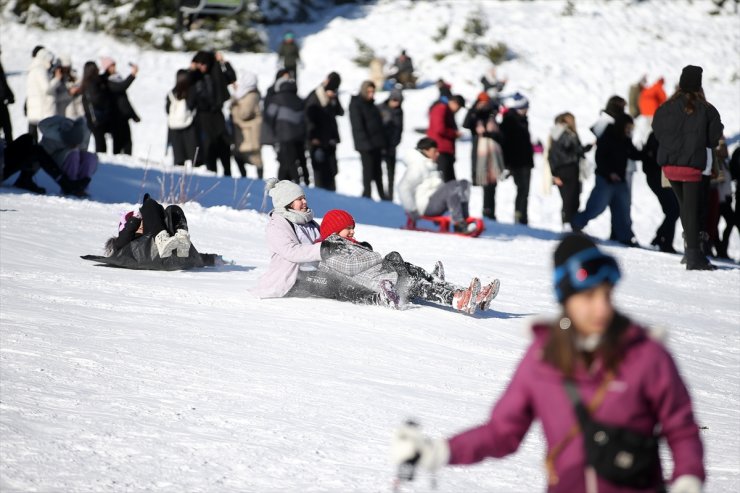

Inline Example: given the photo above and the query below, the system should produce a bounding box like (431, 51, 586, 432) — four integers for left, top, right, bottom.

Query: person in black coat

(0, 54, 14, 141)
(191, 51, 236, 176)
(80, 61, 113, 153)
(548, 112, 592, 226)
(652, 65, 724, 270)
(349, 80, 387, 200)
(500, 95, 534, 224)
(264, 78, 306, 183)
(463, 93, 502, 220)
(305, 72, 343, 191)
(99, 57, 140, 155)
(377, 88, 404, 200)
(642, 132, 680, 253)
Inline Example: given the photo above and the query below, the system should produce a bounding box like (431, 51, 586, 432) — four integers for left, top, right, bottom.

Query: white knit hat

(265, 178, 305, 209)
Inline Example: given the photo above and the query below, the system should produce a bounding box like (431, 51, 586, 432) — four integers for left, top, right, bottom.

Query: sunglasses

(554, 247, 621, 301)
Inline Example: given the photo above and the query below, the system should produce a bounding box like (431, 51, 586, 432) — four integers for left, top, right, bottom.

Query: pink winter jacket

(253, 213, 322, 298)
(447, 320, 704, 492)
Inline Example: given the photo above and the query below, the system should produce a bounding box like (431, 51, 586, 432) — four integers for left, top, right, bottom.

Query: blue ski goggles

(554, 247, 621, 302)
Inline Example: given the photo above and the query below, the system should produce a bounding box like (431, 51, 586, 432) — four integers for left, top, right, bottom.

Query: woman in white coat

(26, 48, 62, 141)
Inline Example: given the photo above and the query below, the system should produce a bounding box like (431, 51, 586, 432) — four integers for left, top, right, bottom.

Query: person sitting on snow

(397, 137, 477, 235)
(317, 209, 500, 315)
(253, 179, 398, 307)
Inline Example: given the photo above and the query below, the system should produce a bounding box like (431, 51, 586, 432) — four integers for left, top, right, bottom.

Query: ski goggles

(554, 247, 621, 302)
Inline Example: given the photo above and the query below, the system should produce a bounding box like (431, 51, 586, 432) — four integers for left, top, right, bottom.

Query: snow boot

(13, 172, 46, 194)
(452, 278, 481, 315)
(453, 221, 478, 235)
(175, 229, 191, 257)
(377, 279, 401, 309)
(431, 261, 445, 282)
(58, 175, 91, 197)
(685, 248, 716, 271)
(477, 279, 501, 311)
(154, 230, 179, 258)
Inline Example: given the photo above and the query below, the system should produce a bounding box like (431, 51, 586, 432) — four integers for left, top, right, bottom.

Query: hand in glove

(390, 421, 450, 479)
(320, 235, 351, 259)
(669, 475, 702, 493)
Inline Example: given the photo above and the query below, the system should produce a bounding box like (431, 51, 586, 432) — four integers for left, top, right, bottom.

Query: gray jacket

(320, 235, 398, 291)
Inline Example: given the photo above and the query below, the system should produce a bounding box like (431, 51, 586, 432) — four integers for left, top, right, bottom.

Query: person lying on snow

(83, 194, 221, 270)
(317, 209, 500, 315)
(253, 178, 398, 307)
(397, 137, 478, 235)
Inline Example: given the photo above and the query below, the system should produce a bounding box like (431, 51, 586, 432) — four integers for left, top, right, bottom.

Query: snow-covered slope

(1, 1, 739, 492)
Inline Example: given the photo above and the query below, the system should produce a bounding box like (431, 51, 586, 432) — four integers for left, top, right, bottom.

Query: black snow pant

(90, 124, 108, 153)
(382, 146, 397, 201)
(383, 252, 459, 306)
(482, 183, 497, 220)
(719, 200, 737, 257)
(278, 140, 304, 183)
(140, 196, 188, 237)
(556, 166, 581, 225)
(645, 168, 680, 248)
(2, 133, 65, 186)
(297, 141, 310, 186)
(437, 152, 456, 182)
(310, 145, 337, 191)
(286, 265, 381, 305)
(360, 148, 387, 200)
(0, 102, 12, 141)
(510, 166, 531, 225)
(670, 180, 702, 251)
(112, 118, 132, 155)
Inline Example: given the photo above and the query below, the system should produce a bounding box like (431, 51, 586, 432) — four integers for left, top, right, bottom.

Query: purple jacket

(253, 213, 322, 298)
(448, 321, 704, 492)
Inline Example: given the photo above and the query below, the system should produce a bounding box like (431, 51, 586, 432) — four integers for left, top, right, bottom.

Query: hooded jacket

(447, 320, 704, 493)
(26, 49, 61, 124)
(396, 148, 444, 215)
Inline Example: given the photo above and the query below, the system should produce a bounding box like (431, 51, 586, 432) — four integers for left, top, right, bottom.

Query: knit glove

(390, 421, 450, 475)
(669, 475, 702, 493)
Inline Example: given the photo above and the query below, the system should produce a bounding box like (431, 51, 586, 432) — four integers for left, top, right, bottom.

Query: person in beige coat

(231, 70, 263, 178)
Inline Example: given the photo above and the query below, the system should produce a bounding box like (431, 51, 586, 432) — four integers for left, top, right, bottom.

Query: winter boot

(58, 176, 91, 197)
(453, 221, 478, 235)
(154, 230, 179, 258)
(377, 279, 401, 309)
(13, 172, 46, 194)
(685, 248, 716, 271)
(699, 231, 713, 258)
(175, 229, 191, 257)
(431, 261, 445, 282)
(477, 279, 501, 311)
(452, 278, 481, 315)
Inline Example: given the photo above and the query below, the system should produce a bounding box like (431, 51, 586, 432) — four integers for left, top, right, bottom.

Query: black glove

(320, 236, 351, 259)
(358, 241, 373, 250)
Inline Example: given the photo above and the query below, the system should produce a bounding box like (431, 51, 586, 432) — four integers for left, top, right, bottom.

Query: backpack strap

(545, 371, 615, 486)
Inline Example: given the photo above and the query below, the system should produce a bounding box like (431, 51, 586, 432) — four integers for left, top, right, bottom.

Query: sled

(403, 214, 485, 238)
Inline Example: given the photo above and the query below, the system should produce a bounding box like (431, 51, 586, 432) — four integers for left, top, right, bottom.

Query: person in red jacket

(639, 78, 667, 118)
(391, 234, 705, 493)
(427, 94, 465, 182)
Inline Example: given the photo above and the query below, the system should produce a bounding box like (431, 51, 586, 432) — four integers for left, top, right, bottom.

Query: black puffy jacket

(349, 95, 386, 152)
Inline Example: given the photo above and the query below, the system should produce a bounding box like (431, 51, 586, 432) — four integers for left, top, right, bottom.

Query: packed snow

(1, 0, 739, 492)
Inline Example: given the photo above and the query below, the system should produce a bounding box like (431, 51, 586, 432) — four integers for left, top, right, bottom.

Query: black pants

(556, 166, 581, 225)
(91, 125, 108, 153)
(140, 197, 188, 237)
(670, 180, 702, 250)
(437, 152, 456, 182)
(203, 131, 232, 176)
(360, 148, 386, 200)
(482, 184, 497, 220)
(510, 167, 531, 224)
(278, 141, 304, 183)
(286, 266, 379, 305)
(27, 123, 38, 143)
(297, 141, 310, 185)
(645, 169, 680, 246)
(2, 133, 63, 182)
(112, 118, 132, 155)
(0, 103, 12, 141)
(382, 146, 397, 200)
(718, 200, 736, 256)
(310, 145, 337, 191)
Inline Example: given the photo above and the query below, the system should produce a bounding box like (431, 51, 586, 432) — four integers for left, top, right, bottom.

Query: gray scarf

(272, 208, 314, 225)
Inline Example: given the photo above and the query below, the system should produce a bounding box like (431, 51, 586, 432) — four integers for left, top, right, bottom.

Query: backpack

(167, 92, 195, 130)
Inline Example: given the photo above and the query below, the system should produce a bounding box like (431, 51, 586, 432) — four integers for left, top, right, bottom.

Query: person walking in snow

(548, 112, 593, 227)
(377, 88, 404, 200)
(253, 179, 395, 307)
(500, 93, 534, 224)
(397, 137, 477, 235)
(99, 57, 140, 155)
(305, 72, 343, 190)
(349, 80, 387, 200)
(264, 78, 306, 184)
(390, 233, 705, 493)
(230, 70, 263, 178)
(463, 92, 504, 220)
(652, 65, 724, 270)
(166, 69, 198, 167)
(317, 209, 500, 315)
(427, 94, 465, 183)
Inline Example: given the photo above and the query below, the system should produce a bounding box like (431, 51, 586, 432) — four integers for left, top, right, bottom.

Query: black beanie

(553, 233, 599, 303)
(679, 65, 703, 92)
(325, 72, 341, 92)
(416, 137, 438, 151)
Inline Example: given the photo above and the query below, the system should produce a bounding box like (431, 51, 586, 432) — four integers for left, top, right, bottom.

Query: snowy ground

(1, 1, 740, 492)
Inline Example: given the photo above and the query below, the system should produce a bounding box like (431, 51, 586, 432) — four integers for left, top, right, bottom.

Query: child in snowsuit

(390, 234, 705, 493)
(317, 209, 500, 315)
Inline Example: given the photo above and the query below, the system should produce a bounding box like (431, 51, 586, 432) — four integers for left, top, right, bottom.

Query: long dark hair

(173, 69, 190, 100)
(542, 312, 630, 377)
(667, 88, 707, 115)
(80, 61, 99, 93)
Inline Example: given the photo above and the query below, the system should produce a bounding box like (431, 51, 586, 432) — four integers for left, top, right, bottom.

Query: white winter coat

(397, 149, 444, 215)
(26, 50, 62, 125)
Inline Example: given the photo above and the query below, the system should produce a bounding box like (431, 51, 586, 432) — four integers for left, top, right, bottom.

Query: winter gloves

(390, 421, 450, 476)
(319, 235, 351, 259)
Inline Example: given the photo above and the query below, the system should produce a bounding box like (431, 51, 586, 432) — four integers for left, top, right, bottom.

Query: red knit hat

(320, 209, 355, 241)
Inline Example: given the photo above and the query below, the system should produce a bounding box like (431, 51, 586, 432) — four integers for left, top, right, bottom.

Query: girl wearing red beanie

(317, 209, 500, 315)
